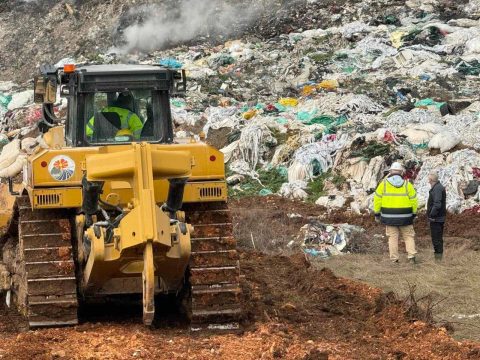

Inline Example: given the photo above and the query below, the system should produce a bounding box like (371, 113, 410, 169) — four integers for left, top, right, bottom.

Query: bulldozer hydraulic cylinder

(166, 178, 188, 215)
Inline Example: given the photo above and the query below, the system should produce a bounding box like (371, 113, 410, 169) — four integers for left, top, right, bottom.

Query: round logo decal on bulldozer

(48, 155, 75, 181)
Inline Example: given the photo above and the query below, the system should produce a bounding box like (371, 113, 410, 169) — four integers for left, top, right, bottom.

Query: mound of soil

(0, 252, 479, 359)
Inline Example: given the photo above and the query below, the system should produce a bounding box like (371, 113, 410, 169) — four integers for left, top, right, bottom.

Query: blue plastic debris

(259, 188, 273, 196)
(159, 58, 183, 69)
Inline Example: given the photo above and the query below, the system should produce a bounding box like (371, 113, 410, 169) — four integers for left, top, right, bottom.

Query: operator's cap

(389, 162, 404, 172)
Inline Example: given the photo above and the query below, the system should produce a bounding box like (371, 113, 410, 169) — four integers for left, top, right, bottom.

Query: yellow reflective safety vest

(86, 106, 143, 139)
(374, 175, 418, 226)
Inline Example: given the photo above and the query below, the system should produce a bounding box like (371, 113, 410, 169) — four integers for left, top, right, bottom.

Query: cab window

(83, 90, 169, 145)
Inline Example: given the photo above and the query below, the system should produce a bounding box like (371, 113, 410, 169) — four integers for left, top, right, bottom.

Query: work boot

(434, 253, 443, 262)
(408, 257, 417, 265)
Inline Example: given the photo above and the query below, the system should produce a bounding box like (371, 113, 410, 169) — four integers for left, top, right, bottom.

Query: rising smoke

(116, 0, 260, 54)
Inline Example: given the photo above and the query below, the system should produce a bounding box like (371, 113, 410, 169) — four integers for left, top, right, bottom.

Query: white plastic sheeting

(238, 122, 277, 170)
(400, 122, 445, 144)
(428, 132, 461, 153)
(287, 134, 349, 182)
(342, 37, 398, 70)
(415, 150, 480, 213)
(315, 195, 347, 209)
(221, 118, 277, 170)
(340, 155, 386, 192)
(278, 181, 308, 200)
(444, 114, 480, 150)
(385, 110, 443, 132)
(7, 90, 33, 111)
(228, 159, 260, 180)
(0, 139, 26, 178)
(338, 94, 384, 115)
(171, 107, 198, 126)
(203, 106, 239, 136)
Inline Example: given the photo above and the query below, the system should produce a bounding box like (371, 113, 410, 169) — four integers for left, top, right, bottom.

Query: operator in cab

(86, 92, 143, 141)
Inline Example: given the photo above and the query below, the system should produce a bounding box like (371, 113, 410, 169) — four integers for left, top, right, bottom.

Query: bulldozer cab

(36, 64, 186, 147)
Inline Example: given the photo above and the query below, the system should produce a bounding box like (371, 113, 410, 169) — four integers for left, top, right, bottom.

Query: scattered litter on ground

(298, 221, 365, 258)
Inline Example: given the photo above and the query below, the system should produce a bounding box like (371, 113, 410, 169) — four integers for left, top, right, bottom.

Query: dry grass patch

(317, 241, 480, 341)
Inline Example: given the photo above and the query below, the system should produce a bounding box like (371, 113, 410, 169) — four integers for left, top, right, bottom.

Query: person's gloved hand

(375, 215, 380, 224)
(412, 214, 418, 222)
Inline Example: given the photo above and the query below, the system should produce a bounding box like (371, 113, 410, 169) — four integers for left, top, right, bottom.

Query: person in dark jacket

(427, 171, 446, 261)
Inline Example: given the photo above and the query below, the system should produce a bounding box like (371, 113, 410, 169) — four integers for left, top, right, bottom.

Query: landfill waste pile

(2, 0, 480, 219)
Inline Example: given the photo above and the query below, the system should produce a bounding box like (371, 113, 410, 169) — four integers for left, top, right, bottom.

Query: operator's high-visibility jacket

(86, 106, 143, 140)
(374, 175, 418, 226)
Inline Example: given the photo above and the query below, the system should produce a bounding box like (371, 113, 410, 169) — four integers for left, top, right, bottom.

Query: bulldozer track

(13, 196, 78, 328)
(184, 202, 242, 332)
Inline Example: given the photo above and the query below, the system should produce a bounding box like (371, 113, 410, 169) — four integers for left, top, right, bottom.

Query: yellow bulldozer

(0, 64, 241, 331)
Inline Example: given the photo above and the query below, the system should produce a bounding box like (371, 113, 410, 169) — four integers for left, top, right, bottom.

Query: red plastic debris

(463, 205, 480, 214)
(264, 104, 278, 113)
(383, 130, 395, 143)
(472, 167, 480, 179)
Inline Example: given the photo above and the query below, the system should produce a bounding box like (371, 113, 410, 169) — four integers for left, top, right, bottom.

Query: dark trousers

(430, 222, 444, 254)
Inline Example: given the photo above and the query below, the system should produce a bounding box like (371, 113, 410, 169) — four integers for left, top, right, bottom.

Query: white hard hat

(390, 162, 404, 172)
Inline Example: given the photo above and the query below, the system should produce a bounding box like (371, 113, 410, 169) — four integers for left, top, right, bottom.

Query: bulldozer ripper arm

(143, 241, 155, 325)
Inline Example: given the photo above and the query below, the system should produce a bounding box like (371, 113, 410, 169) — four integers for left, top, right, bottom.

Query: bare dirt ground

(231, 196, 480, 342)
(324, 247, 480, 342)
(1, 197, 480, 359)
(1, 252, 480, 360)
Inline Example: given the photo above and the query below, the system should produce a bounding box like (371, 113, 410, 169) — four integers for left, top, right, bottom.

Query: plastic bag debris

(159, 58, 183, 68)
(301, 85, 317, 97)
(0, 94, 12, 109)
(318, 80, 339, 91)
(415, 150, 480, 213)
(339, 95, 384, 115)
(315, 195, 347, 209)
(385, 110, 443, 132)
(415, 98, 446, 109)
(278, 181, 308, 200)
(278, 98, 299, 107)
(299, 221, 365, 258)
(7, 90, 34, 111)
(390, 31, 408, 48)
(340, 21, 373, 40)
(242, 109, 257, 120)
(288, 135, 349, 182)
(428, 132, 461, 153)
(456, 60, 480, 76)
(229, 160, 259, 180)
(0, 139, 27, 178)
(238, 121, 277, 169)
(259, 188, 273, 196)
(203, 106, 239, 136)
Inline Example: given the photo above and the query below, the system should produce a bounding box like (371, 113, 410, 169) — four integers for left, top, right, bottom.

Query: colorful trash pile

(295, 221, 365, 259)
(1, 0, 480, 215)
